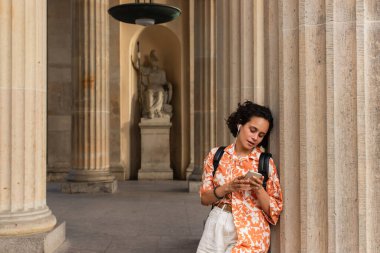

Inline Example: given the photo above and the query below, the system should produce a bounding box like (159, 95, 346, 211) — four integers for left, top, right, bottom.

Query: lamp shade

(108, 3, 181, 26)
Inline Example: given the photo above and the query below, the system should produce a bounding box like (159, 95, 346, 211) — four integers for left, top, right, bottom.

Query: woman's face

(237, 116, 269, 151)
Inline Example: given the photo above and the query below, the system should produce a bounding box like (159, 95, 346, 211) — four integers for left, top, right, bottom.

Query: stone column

(0, 0, 56, 235)
(362, 1, 380, 251)
(189, 0, 266, 191)
(186, 0, 196, 179)
(188, 0, 216, 191)
(277, 0, 301, 252)
(215, 0, 264, 142)
(253, 0, 265, 104)
(0, 0, 65, 251)
(215, 0, 232, 145)
(299, 1, 328, 252)
(62, 0, 117, 193)
(326, 0, 359, 252)
(275, 0, 380, 252)
(264, 1, 281, 249)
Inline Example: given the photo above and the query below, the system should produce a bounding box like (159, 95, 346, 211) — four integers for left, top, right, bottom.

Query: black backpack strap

(258, 152, 272, 189)
(212, 146, 226, 177)
(211, 146, 226, 210)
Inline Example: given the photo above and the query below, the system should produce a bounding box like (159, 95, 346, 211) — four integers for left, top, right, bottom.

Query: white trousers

(197, 206, 237, 253)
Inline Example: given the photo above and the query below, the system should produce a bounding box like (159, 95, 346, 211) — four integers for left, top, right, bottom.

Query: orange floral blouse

(200, 144, 283, 253)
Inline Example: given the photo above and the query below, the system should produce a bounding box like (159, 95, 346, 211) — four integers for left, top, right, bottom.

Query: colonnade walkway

(48, 181, 209, 253)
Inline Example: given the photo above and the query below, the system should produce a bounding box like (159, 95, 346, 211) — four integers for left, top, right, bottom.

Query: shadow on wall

(120, 92, 141, 180)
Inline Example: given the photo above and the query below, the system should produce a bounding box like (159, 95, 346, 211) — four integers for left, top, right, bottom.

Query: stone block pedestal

(187, 164, 203, 192)
(188, 181, 202, 193)
(138, 118, 173, 180)
(0, 222, 66, 253)
(61, 180, 118, 193)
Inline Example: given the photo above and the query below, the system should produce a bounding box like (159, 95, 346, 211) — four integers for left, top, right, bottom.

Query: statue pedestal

(138, 117, 173, 180)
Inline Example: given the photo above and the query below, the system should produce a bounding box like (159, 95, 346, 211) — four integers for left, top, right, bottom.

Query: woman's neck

(235, 142, 253, 157)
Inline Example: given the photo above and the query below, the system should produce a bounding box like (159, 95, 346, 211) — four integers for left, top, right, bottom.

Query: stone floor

(48, 181, 210, 253)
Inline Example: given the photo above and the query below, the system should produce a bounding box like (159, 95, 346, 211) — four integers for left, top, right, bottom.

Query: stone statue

(132, 50, 173, 119)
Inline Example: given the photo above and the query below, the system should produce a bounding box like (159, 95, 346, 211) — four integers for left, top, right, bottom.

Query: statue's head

(149, 50, 159, 63)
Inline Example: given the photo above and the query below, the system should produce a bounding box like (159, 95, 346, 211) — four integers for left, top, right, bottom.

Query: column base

(138, 170, 173, 180)
(186, 163, 195, 179)
(0, 207, 57, 236)
(47, 166, 70, 182)
(61, 179, 118, 193)
(110, 165, 125, 180)
(0, 221, 65, 253)
(188, 181, 202, 193)
(66, 169, 116, 182)
(187, 164, 202, 192)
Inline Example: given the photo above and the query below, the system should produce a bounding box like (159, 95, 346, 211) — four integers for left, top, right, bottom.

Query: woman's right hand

(201, 176, 251, 205)
(225, 176, 251, 193)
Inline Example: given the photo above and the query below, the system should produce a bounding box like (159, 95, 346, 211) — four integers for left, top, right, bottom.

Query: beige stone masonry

(63, 0, 117, 192)
(188, 0, 216, 184)
(186, 0, 196, 179)
(276, 0, 380, 252)
(0, 0, 58, 236)
(138, 118, 173, 180)
(326, 1, 359, 252)
(189, 0, 266, 185)
(363, 1, 380, 251)
(278, 0, 301, 252)
(299, 0, 328, 252)
(191, 0, 380, 252)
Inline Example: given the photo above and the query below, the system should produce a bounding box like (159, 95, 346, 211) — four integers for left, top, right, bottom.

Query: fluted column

(299, 0, 328, 251)
(186, 0, 196, 179)
(362, 0, 380, 251)
(215, 0, 259, 144)
(215, 0, 231, 145)
(188, 0, 216, 185)
(276, 0, 380, 252)
(0, 0, 57, 235)
(190, 0, 266, 187)
(326, 0, 359, 252)
(278, 0, 301, 252)
(64, 0, 117, 192)
(253, 0, 265, 104)
(265, 1, 281, 251)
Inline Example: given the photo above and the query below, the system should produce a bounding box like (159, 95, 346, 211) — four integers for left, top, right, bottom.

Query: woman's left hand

(248, 176, 264, 192)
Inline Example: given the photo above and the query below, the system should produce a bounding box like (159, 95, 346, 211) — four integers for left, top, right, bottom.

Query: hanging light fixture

(108, 0, 182, 26)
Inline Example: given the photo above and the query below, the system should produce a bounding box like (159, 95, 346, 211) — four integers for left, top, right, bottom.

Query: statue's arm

(166, 81, 173, 103)
(131, 55, 139, 71)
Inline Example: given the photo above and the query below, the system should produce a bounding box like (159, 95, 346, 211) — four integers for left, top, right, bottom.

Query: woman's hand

(247, 176, 264, 193)
(225, 175, 265, 193)
(247, 176, 270, 214)
(225, 176, 251, 192)
(201, 176, 252, 205)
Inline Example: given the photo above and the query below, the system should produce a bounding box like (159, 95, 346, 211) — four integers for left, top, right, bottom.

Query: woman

(197, 101, 283, 253)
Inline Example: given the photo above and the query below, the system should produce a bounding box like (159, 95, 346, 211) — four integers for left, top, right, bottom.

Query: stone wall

(109, 0, 123, 179)
(47, 0, 123, 181)
(191, 0, 380, 252)
(276, 0, 380, 252)
(47, 0, 72, 181)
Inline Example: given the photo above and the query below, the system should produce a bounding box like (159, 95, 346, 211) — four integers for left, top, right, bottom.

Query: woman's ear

(237, 124, 241, 133)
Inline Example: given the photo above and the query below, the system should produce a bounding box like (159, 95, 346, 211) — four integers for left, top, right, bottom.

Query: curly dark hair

(226, 101, 273, 149)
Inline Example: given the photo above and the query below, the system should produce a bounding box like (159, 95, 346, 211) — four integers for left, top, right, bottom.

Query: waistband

(215, 202, 232, 213)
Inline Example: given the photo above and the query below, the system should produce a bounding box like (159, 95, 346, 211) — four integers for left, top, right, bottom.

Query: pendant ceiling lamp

(108, 0, 182, 26)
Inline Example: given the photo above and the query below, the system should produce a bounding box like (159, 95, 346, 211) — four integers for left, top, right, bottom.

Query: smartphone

(244, 170, 262, 179)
